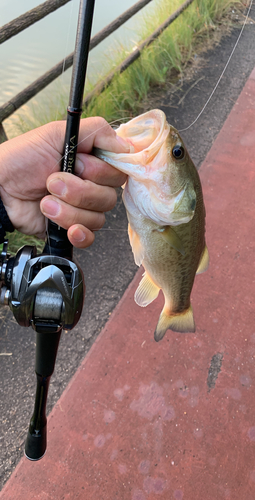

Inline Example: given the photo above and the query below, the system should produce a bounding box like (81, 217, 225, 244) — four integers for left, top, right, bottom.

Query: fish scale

(94, 109, 209, 341)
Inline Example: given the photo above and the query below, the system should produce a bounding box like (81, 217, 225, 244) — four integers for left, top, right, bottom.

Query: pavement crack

(207, 353, 223, 392)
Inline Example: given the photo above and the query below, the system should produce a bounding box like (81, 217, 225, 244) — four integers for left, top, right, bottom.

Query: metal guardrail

(84, 0, 195, 108)
(0, 0, 71, 44)
(0, 0, 194, 142)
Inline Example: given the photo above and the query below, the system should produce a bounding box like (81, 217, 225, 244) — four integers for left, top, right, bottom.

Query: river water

(0, 0, 154, 136)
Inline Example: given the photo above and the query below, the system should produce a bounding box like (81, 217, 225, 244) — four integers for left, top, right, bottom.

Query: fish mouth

(116, 109, 169, 155)
(93, 110, 170, 181)
(101, 110, 171, 180)
(93, 109, 197, 226)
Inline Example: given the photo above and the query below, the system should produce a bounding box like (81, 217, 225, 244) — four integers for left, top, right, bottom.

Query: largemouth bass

(94, 109, 209, 341)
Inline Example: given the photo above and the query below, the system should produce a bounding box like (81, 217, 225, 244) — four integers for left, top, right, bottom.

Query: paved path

(2, 6, 255, 486)
(2, 60, 255, 500)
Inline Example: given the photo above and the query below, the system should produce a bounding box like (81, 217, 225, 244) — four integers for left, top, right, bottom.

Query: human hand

(0, 118, 129, 248)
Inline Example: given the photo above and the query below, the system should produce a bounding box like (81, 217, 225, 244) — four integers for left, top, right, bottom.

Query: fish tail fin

(154, 305, 195, 342)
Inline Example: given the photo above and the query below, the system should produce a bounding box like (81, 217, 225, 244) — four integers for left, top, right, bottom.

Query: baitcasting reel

(0, 239, 85, 460)
(0, 240, 84, 333)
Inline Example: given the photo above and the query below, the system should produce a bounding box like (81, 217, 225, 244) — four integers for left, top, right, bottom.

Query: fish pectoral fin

(157, 226, 185, 256)
(196, 245, 209, 274)
(154, 305, 195, 341)
(128, 224, 144, 266)
(134, 272, 160, 307)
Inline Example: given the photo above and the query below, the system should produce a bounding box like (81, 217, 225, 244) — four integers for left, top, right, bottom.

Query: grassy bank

(5, 0, 244, 252)
(14, 0, 244, 133)
(81, 0, 244, 123)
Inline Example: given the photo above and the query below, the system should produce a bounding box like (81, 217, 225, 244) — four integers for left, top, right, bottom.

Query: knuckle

(107, 189, 117, 211)
(72, 210, 82, 226)
(63, 176, 87, 207)
(74, 188, 85, 208)
(93, 116, 108, 129)
(96, 212, 105, 228)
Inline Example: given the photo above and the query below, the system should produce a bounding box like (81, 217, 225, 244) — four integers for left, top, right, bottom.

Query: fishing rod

(0, 0, 95, 461)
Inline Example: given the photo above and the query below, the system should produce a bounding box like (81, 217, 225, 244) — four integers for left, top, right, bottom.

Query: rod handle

(25, 373, 49, 461)
(25, 331, 61, 461)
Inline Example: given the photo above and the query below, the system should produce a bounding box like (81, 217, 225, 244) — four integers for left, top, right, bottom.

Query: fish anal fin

(196, 245, 209, 275)
(154, 305, 195, 342)
(135, 272, 160, 307)
(157, 226, 185, 256)
(128, 224, 144, 266)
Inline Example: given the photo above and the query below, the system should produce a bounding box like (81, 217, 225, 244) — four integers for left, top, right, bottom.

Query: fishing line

(52, 0, 254, 159)
(47, 0, 255, 239)
(98, 228, 127, 231)
(179, 0, 254, 132)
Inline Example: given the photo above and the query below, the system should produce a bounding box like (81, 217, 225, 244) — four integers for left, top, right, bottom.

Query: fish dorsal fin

(128, 224, 144, 266)
(157, 226, 185, 256)
(196, 245, 209, 274)
(135, 272, 160, 307)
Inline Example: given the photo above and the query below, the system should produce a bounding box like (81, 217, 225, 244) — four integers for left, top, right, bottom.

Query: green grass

(2, 231, 44, 256)
(80, 0, 244, 123)
(8, 0, 244, 134)
(4, 0, 244, 253)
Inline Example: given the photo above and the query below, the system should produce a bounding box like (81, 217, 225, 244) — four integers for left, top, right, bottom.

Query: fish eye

(172, 145, 185, 160)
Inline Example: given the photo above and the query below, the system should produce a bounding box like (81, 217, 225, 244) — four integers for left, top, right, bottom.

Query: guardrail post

(0, 123, 8, 143)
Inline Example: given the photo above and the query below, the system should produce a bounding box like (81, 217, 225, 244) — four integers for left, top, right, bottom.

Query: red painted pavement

(2, 68, 255, 500)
